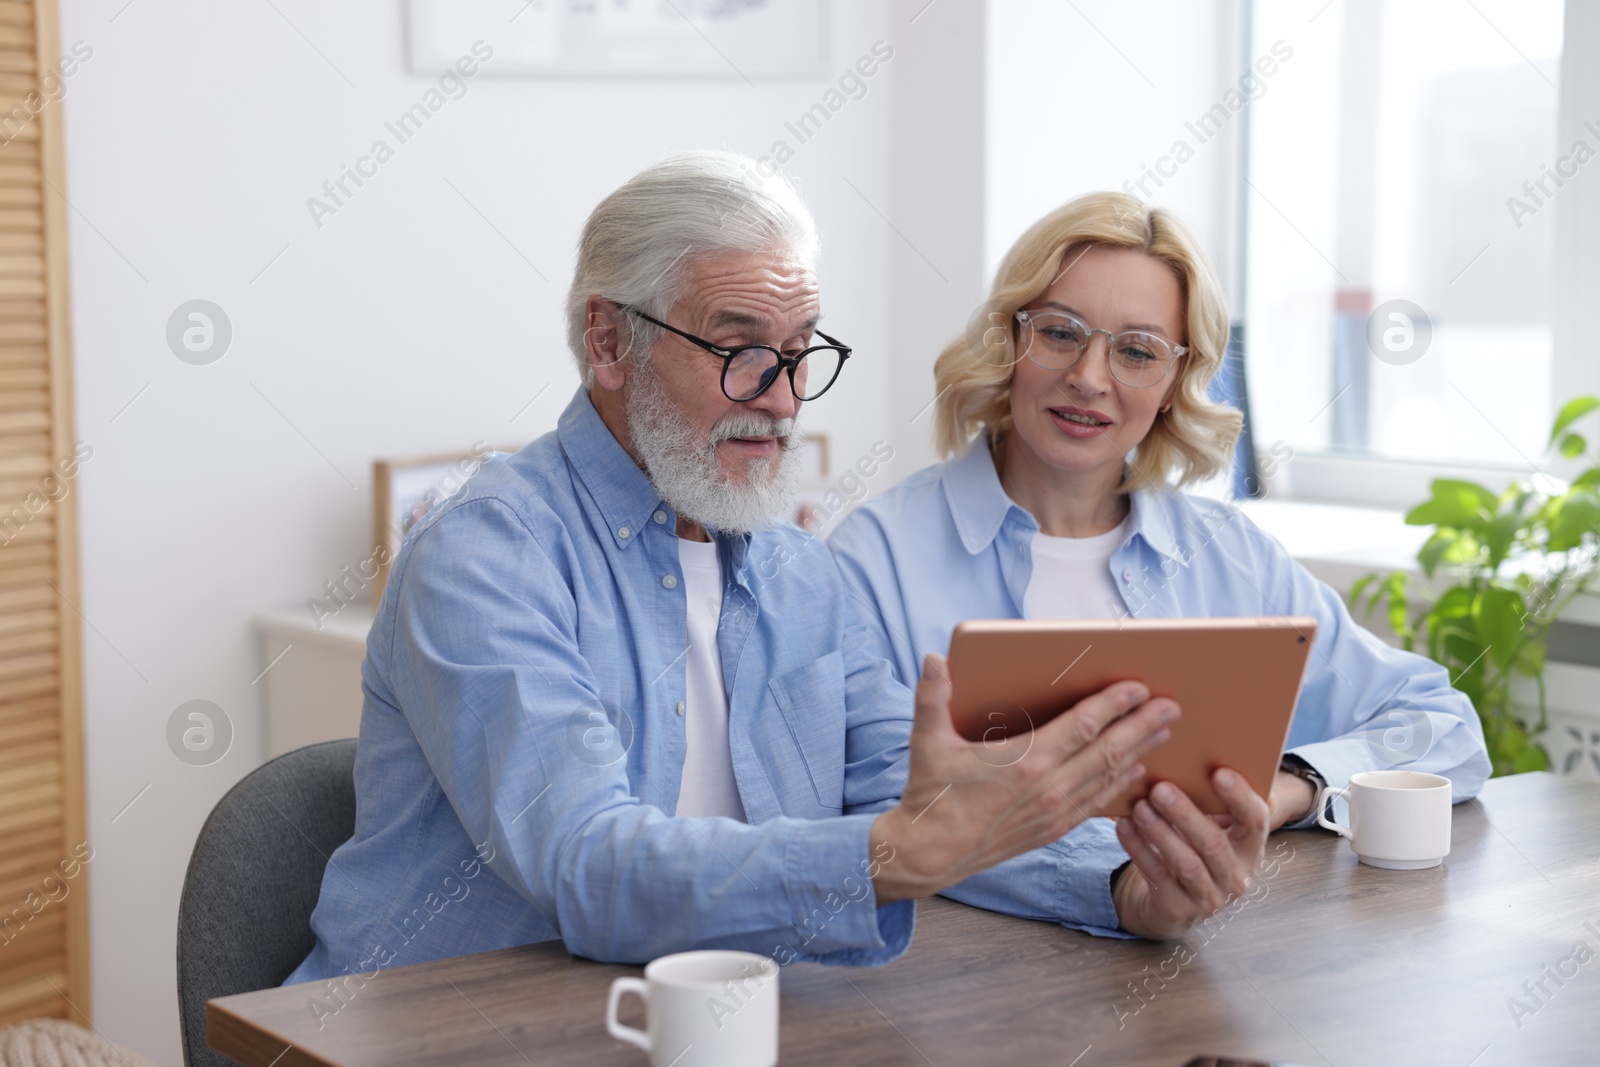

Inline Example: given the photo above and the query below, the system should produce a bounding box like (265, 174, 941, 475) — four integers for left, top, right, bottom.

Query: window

(1245, 0, 1564, 489)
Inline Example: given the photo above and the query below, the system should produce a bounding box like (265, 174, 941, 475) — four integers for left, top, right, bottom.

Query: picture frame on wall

(373, 433, 832, 604)
(791, 432, 830, 532)
(371, 442, 516, 603)
(406, 0, 828, 80)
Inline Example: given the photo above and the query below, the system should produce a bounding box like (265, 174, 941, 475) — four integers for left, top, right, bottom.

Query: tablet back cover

(947, 617, 1316, 816)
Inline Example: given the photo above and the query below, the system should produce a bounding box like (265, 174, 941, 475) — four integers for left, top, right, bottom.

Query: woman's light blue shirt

(829, 437, 1492, 933)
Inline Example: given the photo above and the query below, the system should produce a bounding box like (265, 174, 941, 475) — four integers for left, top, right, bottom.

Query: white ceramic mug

(606, 950, 779, 1067)
(1317, 769, 1453, 869)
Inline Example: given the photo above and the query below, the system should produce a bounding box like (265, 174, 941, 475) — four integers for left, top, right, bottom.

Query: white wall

(985, 0, 1239, 294)
(1555, 0, 1600, 405)
(884, 0, 988, 475)
(57, 2, 912, 1062)
(877, 0, 1244, 478)
(53, 2, 1253, 1060)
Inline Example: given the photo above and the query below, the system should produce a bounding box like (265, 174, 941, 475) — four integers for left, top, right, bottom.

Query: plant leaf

(1512, 744, 1551, 773)
(1548, 488, 1600, 552)
(1433, 585, 1476, 620)
(1514, 640, 1546, 677)
(1444, 532, 1482, 566)
(1495, 725, 1528, 777)
(1560, 432, 1587, 458)
(1365, 571, 1398, 616)
(1417, 529, 1456, 578)
(1405, 479, 1497, 532)
(1434, 620, 1482, 673)
(1384, 573, 1412, 641)
(1483, 512, 1521, 571)
(1548, 395, 1600, 447)
(1497, 716, 1551, 774)
(1472, 585, 1526, 671)
(1349, 574, 1377, 613)
(1454, 670, 1484, 712)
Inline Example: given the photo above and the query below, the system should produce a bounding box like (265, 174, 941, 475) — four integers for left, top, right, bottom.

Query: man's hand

(1111, 768, 1271, 940)
(870, 653, 1179, 904)
(1267, 769, 1315, 830)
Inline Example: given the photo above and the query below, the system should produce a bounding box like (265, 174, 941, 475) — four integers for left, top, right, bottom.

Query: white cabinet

(253, 602, 375, 758)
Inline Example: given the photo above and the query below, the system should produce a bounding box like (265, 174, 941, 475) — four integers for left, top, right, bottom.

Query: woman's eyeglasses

(1014, 308, 1186, 388)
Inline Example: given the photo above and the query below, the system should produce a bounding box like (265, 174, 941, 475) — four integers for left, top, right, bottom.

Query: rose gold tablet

(947, 617, 1317, 816)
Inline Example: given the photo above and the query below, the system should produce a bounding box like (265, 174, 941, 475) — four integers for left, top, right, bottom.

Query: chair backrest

(176, 739, 357, 1067)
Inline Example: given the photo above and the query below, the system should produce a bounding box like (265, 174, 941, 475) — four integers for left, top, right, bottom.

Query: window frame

(1246, 0, 1593, 508)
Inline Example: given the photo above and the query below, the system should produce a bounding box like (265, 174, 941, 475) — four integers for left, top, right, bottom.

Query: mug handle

(606, 977, 651, 1053)
(1315, 785, 1352, 839)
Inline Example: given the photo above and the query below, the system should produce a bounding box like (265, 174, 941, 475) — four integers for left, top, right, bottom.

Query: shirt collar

(940, 435, 1033, 554)
(940, 433, 1186, 561)
(1126, 487, 1182, 561)
(556, 387, 665, 551)
(553, 387, 757, 560)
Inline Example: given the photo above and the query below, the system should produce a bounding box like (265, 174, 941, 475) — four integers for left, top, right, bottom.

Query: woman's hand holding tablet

(945, 616, 1316, 937)
(1110, 768, 1272, 939)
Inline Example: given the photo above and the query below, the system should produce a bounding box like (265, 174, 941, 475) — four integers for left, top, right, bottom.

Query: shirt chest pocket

(769, 651, 847, 812)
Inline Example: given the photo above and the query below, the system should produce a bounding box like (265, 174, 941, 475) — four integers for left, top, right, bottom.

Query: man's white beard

(624, 364, 803, 535)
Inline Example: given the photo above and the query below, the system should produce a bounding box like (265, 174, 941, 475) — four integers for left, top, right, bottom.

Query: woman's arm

(1239, 516, 1494, 814)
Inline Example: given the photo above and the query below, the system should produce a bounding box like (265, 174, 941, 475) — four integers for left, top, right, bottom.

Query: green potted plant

(1351, 396, 1600, 776)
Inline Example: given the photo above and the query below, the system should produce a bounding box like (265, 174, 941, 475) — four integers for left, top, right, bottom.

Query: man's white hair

(565, 151, 820, 385)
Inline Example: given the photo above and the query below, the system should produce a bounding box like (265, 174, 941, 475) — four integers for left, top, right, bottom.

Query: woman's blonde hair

(932, 192, 1242, 493)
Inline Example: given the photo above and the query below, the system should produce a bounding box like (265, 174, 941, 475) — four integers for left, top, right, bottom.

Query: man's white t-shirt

(1021, 516, 1132, 620)
(674, 537, 747, 821)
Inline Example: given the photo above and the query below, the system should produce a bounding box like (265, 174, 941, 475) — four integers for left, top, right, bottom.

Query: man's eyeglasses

(619, 304, 852, 402)
(1014, 308, 1186, 389)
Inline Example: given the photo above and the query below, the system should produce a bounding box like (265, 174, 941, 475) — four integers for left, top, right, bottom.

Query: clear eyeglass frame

(1013, 307, 1187, 388)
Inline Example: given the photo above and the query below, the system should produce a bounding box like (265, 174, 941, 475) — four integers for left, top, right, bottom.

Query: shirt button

(662, 574, 678, 589)
(676, 700, 686, 716)
(653, 510, 668, 524)
(618, 526, 631, 539)
(1122, 568, 1134, 582)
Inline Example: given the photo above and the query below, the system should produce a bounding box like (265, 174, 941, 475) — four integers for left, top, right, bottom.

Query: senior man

(286, 152, 1188, 992)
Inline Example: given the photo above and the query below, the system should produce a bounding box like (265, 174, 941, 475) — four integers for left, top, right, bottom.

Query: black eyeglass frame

(618, 303, 852, 402)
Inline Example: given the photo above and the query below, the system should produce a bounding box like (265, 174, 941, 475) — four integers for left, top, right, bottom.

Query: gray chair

(176, 739, 358, 1067)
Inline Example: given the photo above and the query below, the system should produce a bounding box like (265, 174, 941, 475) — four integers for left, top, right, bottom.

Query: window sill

(1238, 498, 1600, 628)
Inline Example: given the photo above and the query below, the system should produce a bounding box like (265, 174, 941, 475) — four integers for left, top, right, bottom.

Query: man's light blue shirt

(828, 438, 1492, 933)
(286, 389, 917, 987)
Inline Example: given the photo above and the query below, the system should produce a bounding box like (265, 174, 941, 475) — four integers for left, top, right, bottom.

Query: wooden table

(210, 773, 1600, 1066)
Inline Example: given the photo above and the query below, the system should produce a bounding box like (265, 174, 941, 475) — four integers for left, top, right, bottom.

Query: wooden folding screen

(0, 0, 89, 1027)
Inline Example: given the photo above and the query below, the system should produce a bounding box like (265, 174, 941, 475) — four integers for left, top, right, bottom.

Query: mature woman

(829, 192, 1491, 939)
